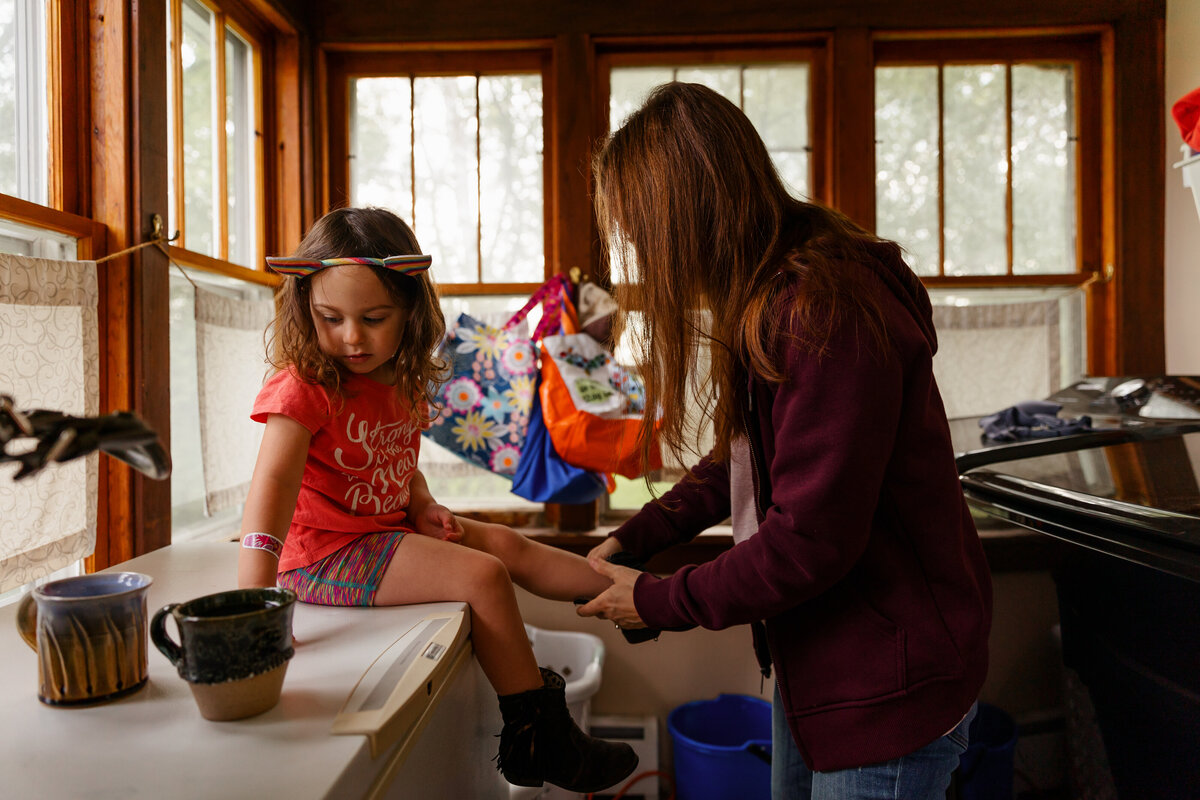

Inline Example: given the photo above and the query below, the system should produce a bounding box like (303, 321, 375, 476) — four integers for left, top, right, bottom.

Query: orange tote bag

(538, 332, 661, 479)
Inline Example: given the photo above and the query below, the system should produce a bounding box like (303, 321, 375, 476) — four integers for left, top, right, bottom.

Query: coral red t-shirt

(251, 369, 425, 571)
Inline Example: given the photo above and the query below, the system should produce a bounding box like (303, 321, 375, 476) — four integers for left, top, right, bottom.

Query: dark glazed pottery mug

(16, 572, 153, 706)
(151, 586, 296, 720)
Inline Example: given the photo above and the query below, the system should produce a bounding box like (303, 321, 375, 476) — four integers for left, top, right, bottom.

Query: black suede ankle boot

(496, 668, 638, 792)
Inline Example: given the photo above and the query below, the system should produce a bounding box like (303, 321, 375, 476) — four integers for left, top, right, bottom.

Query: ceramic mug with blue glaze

(151, 586, 296, 720)
(16, 572, 154, 706)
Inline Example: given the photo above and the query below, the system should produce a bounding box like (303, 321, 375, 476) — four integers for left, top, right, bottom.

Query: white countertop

(0, 541, 509, 799)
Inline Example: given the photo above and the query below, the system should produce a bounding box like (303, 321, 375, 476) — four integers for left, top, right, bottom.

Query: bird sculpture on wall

(0, 394, 170, 481)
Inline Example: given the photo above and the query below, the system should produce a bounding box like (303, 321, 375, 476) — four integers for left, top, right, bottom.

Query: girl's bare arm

(237, 414, 312, 588)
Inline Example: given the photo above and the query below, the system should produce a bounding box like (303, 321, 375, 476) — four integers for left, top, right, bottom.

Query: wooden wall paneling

(310, 0, 1159, 44)
(549, 33, 597, 280)
(1108, 12, 1166, 375)
(131, 0, 172, 558)
(318, 49, 344, 213)
(272, 34, 306, 253)
(89, 0, 172, 567)
(831, 28, 875, 229)
(90, 0, 133, 569)
(48, 0, 91, 216)
(545, 33, 601, 530)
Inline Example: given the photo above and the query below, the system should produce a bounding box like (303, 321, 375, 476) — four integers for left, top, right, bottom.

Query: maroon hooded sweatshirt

(611, 241, 993, 772)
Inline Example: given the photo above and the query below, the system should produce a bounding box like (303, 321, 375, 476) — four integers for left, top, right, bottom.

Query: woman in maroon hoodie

(578, 82, 993, 799)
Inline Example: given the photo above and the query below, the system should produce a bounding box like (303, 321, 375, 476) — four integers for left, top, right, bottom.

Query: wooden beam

(89, 0, 171, 568)
(1109, 12, 1166, 374)
(830, 28, 875, 229)
(311, 0, 1160, 43)
(131, 0, 172, 559)
(549, 33, 597, 280)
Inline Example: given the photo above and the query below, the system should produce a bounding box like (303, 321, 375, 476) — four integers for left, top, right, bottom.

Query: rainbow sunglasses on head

(264, 254, 433, 278)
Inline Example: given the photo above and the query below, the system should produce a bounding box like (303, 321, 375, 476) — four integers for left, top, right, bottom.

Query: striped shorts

(278, 531, 407, 606)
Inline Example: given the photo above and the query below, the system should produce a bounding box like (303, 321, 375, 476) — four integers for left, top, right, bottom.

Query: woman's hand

(413, 503, 464, 543)
(576, 557, 646, 630)
(586, 536, 624, 568)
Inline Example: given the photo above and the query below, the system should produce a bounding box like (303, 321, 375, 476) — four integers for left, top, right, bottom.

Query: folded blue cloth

(979, 400, 1093, 443)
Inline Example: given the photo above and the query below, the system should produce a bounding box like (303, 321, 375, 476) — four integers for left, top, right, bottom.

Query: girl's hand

(414, 503, 464, 543)
(576, 557, 646, 630)
(586, 536, 624, 571)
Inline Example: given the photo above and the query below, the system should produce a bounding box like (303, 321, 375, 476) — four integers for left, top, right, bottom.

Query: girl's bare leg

(373, 533, 541, 696)
(455, 517, 613, 601)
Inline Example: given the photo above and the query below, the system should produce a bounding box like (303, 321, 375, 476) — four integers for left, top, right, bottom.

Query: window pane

(1012, 64, 1076, 275)
(225, 28, 255, 267)
(0, 0, 47, 203)
(414, 76, 478, 283)
(675, 65, 739, 103)
(610, 67, 672, 130)
(479, 74, 543, 283)
(610, 62, 812, 204)
(0, 216, 76, 259)
(944, 65, 1007, 277)
(350, 77, 414, 223)
(743, 65, 809, 199)
(181, 0, 218, 257)
(169, 273, 206, 529)
(875, 66, 940, 276)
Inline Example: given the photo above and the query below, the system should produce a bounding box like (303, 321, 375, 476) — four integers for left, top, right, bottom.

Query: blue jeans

(771, 684, 976, 800)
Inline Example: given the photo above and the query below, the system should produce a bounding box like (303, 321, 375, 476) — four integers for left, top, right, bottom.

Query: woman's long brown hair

(267, 207, 446, 421)
(594, 82, 892, 467)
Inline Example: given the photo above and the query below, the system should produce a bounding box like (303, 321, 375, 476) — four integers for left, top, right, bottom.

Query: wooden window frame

(2, 0, 302, 569)
(321, 43, 555, 296)
(167, 0, 268, 269)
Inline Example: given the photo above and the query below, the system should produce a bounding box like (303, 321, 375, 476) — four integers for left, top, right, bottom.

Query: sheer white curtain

(0, 253, 99, 592)
(193, 284, 272, 515)
(932, 290, 1086, 419)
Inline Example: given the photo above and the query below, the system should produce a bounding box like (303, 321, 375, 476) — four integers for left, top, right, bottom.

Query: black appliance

(951, 376, 1200, 799)
(953, 376, 1200, 582)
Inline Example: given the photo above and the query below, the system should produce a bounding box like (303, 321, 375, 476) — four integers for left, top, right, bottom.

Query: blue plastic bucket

(957, 703, 1018, 800)
(668, 693, 772, 800)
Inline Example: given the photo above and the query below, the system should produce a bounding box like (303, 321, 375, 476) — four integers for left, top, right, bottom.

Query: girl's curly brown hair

(266, 207, 446, 421)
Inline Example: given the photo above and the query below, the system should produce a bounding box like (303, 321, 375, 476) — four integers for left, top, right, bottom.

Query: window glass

(875, 66, 941, 276)
(479, 74, 543, 283)
(169, 269, 271, 541)
(1012, 64, 1075, 275)
(0, 216, 76, 259)
(350, 77, 414, 221)
(349, 72, 545, 285)
(875, 60, 1080, 278)
(180, 0, 218, 257)
(610, 63, 811, 201)
(944, 65, 1007, 277)
(414, 76, 478, 282)
(225, 27, 255, 267)
(0, 0, 47, 204)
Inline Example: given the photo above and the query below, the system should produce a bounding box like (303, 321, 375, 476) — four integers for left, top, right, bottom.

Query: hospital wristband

(241, 532, 284, 559)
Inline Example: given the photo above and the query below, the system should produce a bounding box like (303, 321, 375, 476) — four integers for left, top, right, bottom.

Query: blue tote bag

(510, 393, 608, 504)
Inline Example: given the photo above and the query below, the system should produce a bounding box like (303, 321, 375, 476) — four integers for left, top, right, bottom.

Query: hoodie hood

(859, 239, 938, 355)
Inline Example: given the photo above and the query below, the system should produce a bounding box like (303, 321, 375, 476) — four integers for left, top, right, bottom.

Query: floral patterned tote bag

(423, 275, 570, 478)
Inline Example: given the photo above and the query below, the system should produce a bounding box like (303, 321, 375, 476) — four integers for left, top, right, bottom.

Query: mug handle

(15, 592, 37, 651)
(150, 604, 183, 666)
